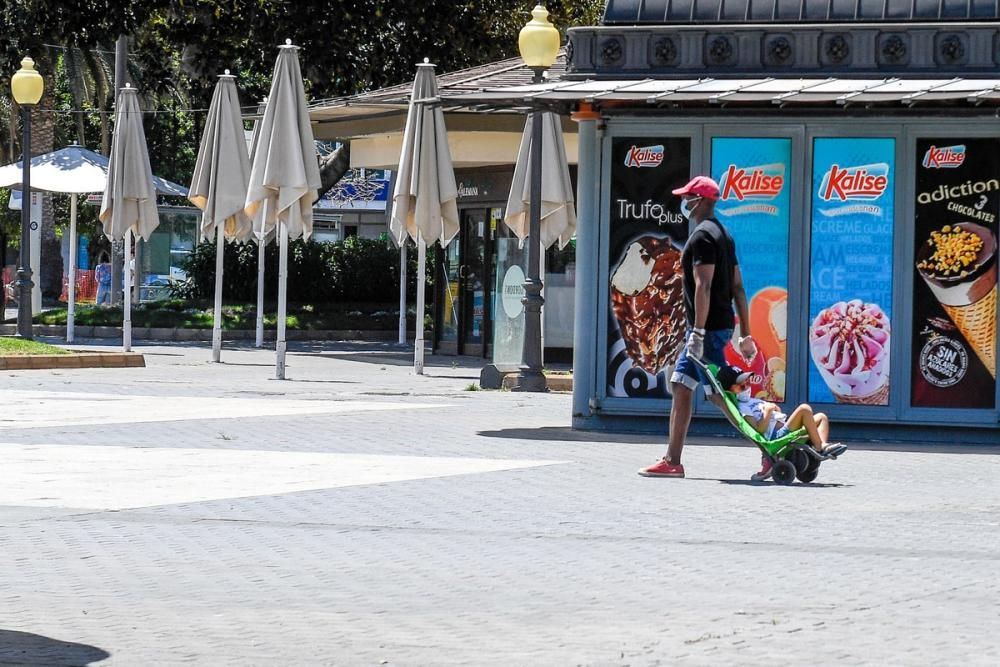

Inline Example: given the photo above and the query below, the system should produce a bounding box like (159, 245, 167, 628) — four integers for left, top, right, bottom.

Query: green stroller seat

(690, 357, 824, 484)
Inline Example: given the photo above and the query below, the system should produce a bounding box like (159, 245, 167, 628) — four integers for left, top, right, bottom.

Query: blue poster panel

(712, 137, 791, 402)
(808, 138, 895, 405)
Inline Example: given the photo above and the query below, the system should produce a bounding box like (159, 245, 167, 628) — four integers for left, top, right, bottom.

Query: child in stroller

(714, 364, 847, 481)
(695, 360, 847, 484)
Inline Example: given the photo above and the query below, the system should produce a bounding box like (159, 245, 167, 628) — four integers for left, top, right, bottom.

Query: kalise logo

(818, 163, 889, 201)
(922, 144, 966, 169)
(720, 163, 785, 201)
(624, 145, 664, 168)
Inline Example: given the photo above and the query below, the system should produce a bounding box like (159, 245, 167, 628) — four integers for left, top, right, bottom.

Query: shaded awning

(436, 76, 1000, 110)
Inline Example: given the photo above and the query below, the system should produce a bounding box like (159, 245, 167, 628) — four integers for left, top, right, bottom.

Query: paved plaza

(1, 338, 998, 666)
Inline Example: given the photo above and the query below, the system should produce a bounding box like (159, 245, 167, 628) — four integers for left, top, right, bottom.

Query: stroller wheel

(797, 456, 821, 483)
(788, 448, 810, 475)
(772, 460, 796, 485)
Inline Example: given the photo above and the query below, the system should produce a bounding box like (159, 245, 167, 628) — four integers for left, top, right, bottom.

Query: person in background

(94, 253, 112, 306)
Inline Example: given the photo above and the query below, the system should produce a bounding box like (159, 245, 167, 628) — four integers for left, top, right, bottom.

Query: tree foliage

(3, 0, 604, 169)
(1, 0, 605, 289)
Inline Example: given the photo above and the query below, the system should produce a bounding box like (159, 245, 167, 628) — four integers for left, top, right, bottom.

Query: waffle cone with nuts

(916, 222, 997, 379)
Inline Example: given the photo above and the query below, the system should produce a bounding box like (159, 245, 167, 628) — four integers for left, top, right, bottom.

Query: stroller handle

(688, 356, 725, 396)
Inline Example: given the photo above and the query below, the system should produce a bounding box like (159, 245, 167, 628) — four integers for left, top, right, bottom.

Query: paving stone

(0, 339, 997, 665)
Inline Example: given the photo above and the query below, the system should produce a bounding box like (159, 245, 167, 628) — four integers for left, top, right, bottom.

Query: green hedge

(171, 236, 429, 304)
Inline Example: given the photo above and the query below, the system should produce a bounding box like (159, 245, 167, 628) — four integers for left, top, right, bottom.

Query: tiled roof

(309, 52, 568, 111)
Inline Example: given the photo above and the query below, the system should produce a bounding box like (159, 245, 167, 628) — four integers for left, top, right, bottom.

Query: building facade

(435, 0, 1000, 440)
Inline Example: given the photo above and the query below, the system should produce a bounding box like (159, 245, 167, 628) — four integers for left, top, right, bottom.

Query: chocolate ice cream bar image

(610, 236, 686, 376)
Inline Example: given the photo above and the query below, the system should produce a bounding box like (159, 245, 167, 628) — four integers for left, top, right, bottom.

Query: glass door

(460, 209, 489, 356)
(436, 237, 461, 354)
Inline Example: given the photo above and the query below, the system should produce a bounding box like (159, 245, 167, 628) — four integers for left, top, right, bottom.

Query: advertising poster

(912, 138, 998, 409)
(712, 137, 791, 402)
(808, 138, 895, 406)
(606, 137, 690, 398)
(492, 237, 528, 367)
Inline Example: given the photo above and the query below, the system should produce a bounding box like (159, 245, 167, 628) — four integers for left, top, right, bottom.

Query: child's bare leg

(814, 412, 830, 445)
(784, 405, 825, 450)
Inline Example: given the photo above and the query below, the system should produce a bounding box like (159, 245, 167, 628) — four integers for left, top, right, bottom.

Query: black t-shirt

(681, 218, 738, 330)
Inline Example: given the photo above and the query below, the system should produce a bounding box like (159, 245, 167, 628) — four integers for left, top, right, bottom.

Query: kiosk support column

(571, 103, 601, 421)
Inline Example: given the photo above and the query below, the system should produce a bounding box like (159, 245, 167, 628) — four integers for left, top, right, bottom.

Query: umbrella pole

(398, 243, 407, 345)
(415, 235, 426, 375)
(123, 229, 132, 352)
(275, 221, 289, 379)
(255, 236, 265, 348)
(67, 194, 78, 344)
(212, 223, 225, 362)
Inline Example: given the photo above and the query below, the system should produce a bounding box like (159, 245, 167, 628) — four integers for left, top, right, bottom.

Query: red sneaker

(638, 458, 685, 478)
(751, 457, 772, 481)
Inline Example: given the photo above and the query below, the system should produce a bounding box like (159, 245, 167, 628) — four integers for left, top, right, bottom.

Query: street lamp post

(10, 57, 44, 339)
(510, 5, 560, 392)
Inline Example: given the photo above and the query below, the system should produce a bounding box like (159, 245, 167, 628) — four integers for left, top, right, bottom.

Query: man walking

(638, 176, 756, 478)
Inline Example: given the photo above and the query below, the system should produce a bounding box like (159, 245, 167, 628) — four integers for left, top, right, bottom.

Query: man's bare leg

(667, 383, 693, 464)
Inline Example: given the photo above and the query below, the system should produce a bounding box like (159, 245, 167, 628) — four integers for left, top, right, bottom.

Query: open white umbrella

(390, 60, 459, 374)
(504, 112, 576, 250)
(0, 144, 185, 343)
(99, 84, 160, 352)
(189, 72, 252, 363)
(244, 41, 321, 379)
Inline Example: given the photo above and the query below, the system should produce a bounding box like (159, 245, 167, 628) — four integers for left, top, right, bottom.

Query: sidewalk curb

(0, 351, 146, 370)
(481, 366, 573, 392)
(545, 375, 573, 392)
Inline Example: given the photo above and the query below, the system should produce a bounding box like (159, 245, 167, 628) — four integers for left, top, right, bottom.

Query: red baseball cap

(672, 176, 720, 200)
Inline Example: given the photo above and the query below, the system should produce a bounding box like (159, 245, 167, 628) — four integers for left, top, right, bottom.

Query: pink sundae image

(809, 299, 891, 405)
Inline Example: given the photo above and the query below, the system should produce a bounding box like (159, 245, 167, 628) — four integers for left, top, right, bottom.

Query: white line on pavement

(0, 444, 569, 510)
(0, 390, 452, 429)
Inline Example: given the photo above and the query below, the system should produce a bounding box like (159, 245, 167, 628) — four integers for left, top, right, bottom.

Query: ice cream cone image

(810, 300, 891, 405)
(834, 381, 890, 406)
(916, 222, 997, 379)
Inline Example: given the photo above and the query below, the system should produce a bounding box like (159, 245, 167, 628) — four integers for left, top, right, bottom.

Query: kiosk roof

(602, 0, 1000, 24)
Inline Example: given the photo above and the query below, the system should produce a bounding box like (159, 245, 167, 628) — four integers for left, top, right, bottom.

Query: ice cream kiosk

(443, 0, 1000, 441)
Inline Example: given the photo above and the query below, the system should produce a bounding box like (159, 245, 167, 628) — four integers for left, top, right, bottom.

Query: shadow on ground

(478, 426, 1000, 454)
(478, 426, 674, 445)
(0, 630, 109, 666)
(708, 478, 852, 488)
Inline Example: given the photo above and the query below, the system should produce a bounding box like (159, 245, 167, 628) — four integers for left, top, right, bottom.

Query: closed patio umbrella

(189, 72, 252, 363)
(0, 144, 185, 343)
(247, 97, 269, 349)
(244, 41, 321, 379)
(504, 112, 576, 250)
(99, 84, 161, 352)
(390, 60, 459, 374)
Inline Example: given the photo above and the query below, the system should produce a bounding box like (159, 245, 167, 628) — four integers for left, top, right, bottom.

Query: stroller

(690, 357, 835, 485)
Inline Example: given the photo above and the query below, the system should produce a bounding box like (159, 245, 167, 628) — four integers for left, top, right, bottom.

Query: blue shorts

(770, 424, 791, 440)
(670, 328, 733, 394)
